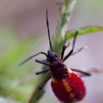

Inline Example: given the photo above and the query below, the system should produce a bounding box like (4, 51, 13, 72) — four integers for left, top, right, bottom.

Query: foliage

(0, 27, 41, 102)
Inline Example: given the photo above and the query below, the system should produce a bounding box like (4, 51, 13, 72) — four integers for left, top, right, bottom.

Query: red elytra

(49, 59, 86, 103)
(51, 69, 86, 103)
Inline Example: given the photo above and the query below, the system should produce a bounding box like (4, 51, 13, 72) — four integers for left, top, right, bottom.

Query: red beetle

(20, 10, 91, 103)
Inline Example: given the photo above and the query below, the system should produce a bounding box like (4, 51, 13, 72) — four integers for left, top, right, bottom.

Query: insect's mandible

(20, 9, 91, 103)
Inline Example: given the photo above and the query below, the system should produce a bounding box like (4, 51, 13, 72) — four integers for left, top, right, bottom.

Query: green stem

(28, 0, 77, 103)
(28, 73, 50, 103)
(53, 0, 76, 53)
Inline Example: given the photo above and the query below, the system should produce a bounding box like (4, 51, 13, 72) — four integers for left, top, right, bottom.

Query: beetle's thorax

(49, 59, 68, 80)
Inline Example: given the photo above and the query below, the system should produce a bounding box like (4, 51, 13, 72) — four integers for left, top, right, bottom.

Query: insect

(20, 10, 91, 103)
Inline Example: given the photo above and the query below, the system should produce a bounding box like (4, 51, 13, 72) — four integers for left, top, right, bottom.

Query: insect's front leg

(61, 40, 71, 60)
(35, 59, 50, 75)
(63, 30, 78, 61)
(35, 59, 49, 66)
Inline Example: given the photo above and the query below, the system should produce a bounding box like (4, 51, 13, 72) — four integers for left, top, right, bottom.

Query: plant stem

(28, 0, 77, 103)
(28, 72, 51, 103)
(53, 0, 76, 53)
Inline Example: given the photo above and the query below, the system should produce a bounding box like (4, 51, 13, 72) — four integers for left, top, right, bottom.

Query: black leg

(39, 75, 51, 90)
(35, 59, 48, 66)
(71, 68, 91, 77)
(35, 59, 49, 74)
(61, 40, 70, 60)
(35, 69, 49, 75)
(63, 31, 78, 61)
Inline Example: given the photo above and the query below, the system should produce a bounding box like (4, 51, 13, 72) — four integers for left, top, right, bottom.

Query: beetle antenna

(19, 52, 47, 66)
(46, 9, 53, 51)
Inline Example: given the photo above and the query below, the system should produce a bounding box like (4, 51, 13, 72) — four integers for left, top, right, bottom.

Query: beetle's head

(47, 50, 57, 62)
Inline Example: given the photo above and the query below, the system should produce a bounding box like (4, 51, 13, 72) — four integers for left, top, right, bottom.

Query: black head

(47, 50, 57, 62)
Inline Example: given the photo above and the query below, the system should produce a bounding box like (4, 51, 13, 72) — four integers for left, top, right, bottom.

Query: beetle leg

(39, 75, 51, 90)
(35, 59, 49, 66)
(70, 46, 87, 56)
(35, 59, 49, 75)
(61, 40, 71, 60)
(63, 30, 78, 61)
(71, 68, 91, 77)
(35, 69, 49, 75)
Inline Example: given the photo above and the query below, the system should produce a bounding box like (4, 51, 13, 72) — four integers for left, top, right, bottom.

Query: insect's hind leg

(39, 75, 51, 90)
(63, 30, 78, 61)
(71, 68, 91, 77)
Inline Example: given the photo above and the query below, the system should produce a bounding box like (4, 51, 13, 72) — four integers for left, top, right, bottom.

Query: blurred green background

(0, 0, 103, 103)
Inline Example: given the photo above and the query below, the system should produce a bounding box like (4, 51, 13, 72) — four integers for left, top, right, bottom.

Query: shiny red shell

(51, 70, 86, 103)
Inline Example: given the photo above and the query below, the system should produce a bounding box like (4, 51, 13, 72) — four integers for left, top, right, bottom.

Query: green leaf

(0, 36, 41, 73)
(65, 26, 103, 39)
(0, 31, 41, 101)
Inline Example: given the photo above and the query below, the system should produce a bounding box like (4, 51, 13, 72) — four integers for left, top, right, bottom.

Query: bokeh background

(0, 0, 103, 103)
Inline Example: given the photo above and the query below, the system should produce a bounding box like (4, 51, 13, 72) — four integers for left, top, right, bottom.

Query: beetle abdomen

(51, 71, 86, 103)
